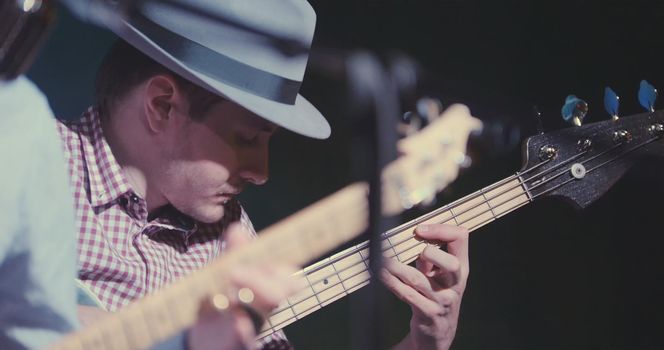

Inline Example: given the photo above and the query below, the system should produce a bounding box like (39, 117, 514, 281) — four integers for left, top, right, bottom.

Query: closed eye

(235, 132, 259, 146)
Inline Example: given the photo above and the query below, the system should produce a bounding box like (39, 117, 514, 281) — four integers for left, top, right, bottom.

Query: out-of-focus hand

(187, 222, 304, 350)
(382, 224, 469, 350)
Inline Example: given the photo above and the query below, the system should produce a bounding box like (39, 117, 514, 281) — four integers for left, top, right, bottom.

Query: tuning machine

(561, 95, 588, 126)
(638, 80, 657, 112)
(604, 87, 620, 120)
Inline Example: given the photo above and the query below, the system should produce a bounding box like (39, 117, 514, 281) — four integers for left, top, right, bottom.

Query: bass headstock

(521, 84, 664, 209)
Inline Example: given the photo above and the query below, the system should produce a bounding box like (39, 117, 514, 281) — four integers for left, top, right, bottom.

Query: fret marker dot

(323, 279, 329, 285)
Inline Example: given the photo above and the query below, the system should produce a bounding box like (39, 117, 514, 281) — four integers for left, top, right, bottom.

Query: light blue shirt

(0, 77, 188, 349)
(0, 77, 79, 349)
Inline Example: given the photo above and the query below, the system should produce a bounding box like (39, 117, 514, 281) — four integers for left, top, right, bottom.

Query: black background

(29, 1, 664, 349)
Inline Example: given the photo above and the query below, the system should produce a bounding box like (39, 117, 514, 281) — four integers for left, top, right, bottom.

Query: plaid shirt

(57, 107, 291, 349)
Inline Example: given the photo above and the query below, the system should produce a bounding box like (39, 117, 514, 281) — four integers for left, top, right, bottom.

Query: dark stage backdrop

(28, 1, 664, 349)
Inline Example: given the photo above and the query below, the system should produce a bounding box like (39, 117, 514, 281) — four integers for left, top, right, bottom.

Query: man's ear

(143, 74, 188, 133)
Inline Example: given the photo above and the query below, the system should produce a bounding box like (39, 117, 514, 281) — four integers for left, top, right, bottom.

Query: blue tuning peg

(638, 80, 657, 112)
(604, 87, 620, 120)
(562, 95, 588, 126)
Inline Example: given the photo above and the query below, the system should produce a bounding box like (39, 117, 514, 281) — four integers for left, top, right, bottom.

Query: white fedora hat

(105, 0, 330, 139)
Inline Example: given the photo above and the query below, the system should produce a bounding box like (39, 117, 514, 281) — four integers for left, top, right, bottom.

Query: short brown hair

(95, 39, 223, 119)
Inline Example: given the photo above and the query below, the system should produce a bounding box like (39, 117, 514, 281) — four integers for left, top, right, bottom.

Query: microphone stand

(345, 52, 400, 350)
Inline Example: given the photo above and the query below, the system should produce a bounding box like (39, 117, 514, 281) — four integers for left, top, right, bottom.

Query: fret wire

(383, 174, 520, 236)
(300, 176, 524, 280)
(444, 180, 527, 228)
(269, 194, 534, 328)
(271, 182, 529, 319)
(517, 172, 534, 202)
(274, 192, 509, 317)
(284, 296, 300, 321)
(358, 247, 369, 268)
(275, 185, 532, 319)
(385, 235, 402, 262)
(384, 176, 526, 243)
(270, 271, 371, 328)
(311, 190, 531, 311)
(389, 240, 427, 261)
(272, 237, 423, 319)
(266, 315, 298, 333)
(271, 256, 372, 317)
(299, 184, 488, 279)
(445, 182, 528, 229)
(449, 208, 461, 225)
(260, 321, 277, 336)
(302, 254, 369, 295)
(394, 201, 528, 264)
(303, 273, 323, 309)
(480, 188, 497, 219)
(269, 260, 378, 326)
(266, 177, 531, 333)
(329, 258, 348, 293)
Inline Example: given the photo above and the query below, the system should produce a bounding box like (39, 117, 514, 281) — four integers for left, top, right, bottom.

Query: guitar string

(259, 198, 531, 335)
(264, 145, 611, 321)
(263, 135, 660, 326)
(317, 135, 648, 287)
(297, 134, 633, 284)
(273, 148, 590, 301)
(74, 134, 659, 346)
(294, 157, 553, 279)
(294, 145, 596, 281)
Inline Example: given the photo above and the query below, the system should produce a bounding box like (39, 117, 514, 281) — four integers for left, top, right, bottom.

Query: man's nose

(239, 154, 269, 186)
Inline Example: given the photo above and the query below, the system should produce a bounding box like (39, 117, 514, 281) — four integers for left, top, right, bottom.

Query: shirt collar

(81, 106, 133, 207)
(144, 205, 200, 240)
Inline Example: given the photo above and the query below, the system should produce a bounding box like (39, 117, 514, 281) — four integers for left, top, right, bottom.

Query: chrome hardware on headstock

(562, 95, 589, 126)
(638, 80, 657, 112)
(521, 106, 664, 209)
(612, 130, 632, 143)
(577, 139, 592, 152)
(570, 163, 587, 179)
(648, 123, 664, 136)
(538, 145, 558, 161)
(604, 87, 620, 120)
